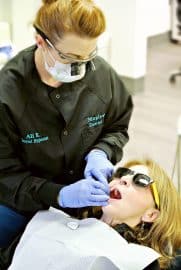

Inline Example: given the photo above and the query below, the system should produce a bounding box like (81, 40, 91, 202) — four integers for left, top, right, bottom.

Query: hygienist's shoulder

(0, 45, 36, 90)
(84, 56, 127, 101)
(0, 45, 37, 114)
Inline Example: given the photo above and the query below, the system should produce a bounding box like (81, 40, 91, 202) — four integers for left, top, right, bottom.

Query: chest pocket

(81, 125, 103, 151)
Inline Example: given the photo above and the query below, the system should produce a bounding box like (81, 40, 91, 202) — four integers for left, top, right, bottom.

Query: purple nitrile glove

(84, 149, 114, 195)
(58, 178, 109, 208)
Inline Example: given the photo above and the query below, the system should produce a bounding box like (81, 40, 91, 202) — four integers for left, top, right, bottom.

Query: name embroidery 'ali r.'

(21, 132, 49, 144)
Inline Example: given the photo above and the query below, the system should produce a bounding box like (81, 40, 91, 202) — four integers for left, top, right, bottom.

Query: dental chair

(168, 249, 181, 270)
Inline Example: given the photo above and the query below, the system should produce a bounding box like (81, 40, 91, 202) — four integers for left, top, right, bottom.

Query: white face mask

(43, 50, 86, 83)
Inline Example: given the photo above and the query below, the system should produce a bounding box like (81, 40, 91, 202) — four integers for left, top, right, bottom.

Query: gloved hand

(84, 149, 114, 193)
(58, 178, 109, 208)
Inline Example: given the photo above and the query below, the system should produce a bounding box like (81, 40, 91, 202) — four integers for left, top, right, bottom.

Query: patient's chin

(102, 200, 116, 210)
(101, 203, 111, 211)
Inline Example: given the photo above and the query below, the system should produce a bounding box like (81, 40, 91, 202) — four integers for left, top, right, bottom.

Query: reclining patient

(8, 159, 181, 270)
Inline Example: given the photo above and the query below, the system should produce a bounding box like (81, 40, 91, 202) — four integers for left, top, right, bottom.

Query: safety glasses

(114, 167, 160, 209)
(46, 39, 97, 63)
(34, 26, 97, 63)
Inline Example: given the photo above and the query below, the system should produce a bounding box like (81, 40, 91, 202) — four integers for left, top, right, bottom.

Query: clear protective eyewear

(46, 39, 97, 63)
(113, 167, 160, 209)
(34, 25, 97, 64)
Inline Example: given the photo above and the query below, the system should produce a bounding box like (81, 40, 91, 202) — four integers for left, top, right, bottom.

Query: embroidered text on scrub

(87, 113, 105, 128)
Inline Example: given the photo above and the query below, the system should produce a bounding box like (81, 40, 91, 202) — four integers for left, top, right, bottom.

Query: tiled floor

(121, 36, 181, 188)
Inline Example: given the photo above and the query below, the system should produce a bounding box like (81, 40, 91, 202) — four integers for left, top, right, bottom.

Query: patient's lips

(110, 188, 122, 199)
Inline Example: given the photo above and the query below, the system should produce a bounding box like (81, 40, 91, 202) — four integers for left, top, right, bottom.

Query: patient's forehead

(127, 165, 149, 175)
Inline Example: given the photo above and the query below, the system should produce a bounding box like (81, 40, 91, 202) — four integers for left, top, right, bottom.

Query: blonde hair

(123, 159, 181, 269)
(34, 0, 106, 43)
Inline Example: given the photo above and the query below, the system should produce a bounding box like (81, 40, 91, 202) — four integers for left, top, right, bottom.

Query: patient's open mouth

(110, 188, 122, 199)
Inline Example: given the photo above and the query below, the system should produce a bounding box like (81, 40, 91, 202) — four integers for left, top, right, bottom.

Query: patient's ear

(141, 208, 160, 223)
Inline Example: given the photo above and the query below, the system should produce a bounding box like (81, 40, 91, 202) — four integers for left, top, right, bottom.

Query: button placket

(69, 170, 74, 175)
(55, 94, 61, 99)
(63, 129, 68, 136)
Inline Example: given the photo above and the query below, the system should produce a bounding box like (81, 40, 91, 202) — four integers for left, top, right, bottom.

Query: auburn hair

(34, 0, 106, 42)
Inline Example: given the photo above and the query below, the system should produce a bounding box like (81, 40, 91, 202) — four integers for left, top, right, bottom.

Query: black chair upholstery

(168, 249, 181, 270)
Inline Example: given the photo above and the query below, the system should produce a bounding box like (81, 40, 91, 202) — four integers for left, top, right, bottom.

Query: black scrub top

(0, 45, 133, 215)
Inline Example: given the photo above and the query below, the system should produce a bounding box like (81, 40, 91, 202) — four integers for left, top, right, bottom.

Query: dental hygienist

(0, 0, 133, 264)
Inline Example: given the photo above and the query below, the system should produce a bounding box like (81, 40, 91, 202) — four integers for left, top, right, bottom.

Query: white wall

(0, 0, 171, 78)
(99, 0, 170, 78)
(11, 0, 41, 51)
(144, 0, 170, 37)
(0, 0, 12, 23)
(99, 0, 146, 78)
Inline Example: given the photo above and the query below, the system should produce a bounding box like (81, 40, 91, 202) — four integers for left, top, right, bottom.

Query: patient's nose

(119, 176, 132, 186)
